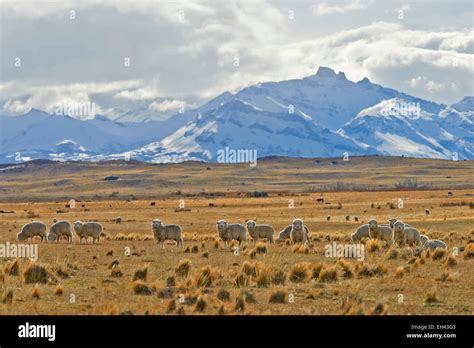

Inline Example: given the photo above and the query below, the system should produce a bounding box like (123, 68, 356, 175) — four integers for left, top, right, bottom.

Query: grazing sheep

(392, 220, 421, 246)
(420, 234, 429, 246)
(425, 209, 430, 216)
(423, 239, 447, 250)
(47, 220, 73, 243)
(151, 219, 183, 248)
(368, 219, 393, 242)
(217, 220, 247, 247)
(53, 218, 58, 223)
(246, 220, 274, 243)
(17, 221, 47, 242)
(290, 218, 309, 244)
(345, 215, 350, 221)
(73, 221, 103, 244)
(351, 224, 370, 242)
(326, 216, 331, 221)
(115, 217, 122, 224)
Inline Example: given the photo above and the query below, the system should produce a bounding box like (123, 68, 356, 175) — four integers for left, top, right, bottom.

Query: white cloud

(148, 99, 188, 112)
(312, 0, 373, 16)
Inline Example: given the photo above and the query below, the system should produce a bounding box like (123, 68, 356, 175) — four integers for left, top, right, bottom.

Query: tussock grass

(366, 239, 382, 253)
(175, 259, 192, 278)
(4, 259, 20, 276)
(289, 262, 309, 283)
(23, 262, 51, 284)
(132, 281, 153, 295)
(432, 249, 447, 260)
(194, 266, 217, 288)
(269, 290, 287, 303)
(132, 266, 148, 281)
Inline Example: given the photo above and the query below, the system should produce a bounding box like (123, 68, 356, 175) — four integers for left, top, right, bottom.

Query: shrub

(217, 288, 231, 302)
(269, 290, 287, 304)
(175, 259, 192, 278)
(132, 266, 148, 281)
(194, 266, 217, 288)
(23, 262, 50, 284)
(132, 281, 153, 295)
(318, 266, 338, 283)
(289, 262, 309, 283)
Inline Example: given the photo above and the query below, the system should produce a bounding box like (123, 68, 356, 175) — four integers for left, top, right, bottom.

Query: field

(0, 157, 473, 315)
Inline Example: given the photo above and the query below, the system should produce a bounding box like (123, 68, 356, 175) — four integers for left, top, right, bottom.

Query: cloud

(1, 0, 472, 117)
(312, 0, 373, 16)
(148, 99, 188, 112)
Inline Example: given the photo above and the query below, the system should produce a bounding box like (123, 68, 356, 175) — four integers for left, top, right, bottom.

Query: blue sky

(1, 0, 473, 118)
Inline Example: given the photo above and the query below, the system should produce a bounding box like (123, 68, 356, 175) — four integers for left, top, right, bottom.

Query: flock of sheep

(16, 220, 102, 244)
(351, 218, 447, 250)
(15, 216, 447, 251)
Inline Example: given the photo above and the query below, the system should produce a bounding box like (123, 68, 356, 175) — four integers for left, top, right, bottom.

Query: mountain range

(0, 67, 472, 163)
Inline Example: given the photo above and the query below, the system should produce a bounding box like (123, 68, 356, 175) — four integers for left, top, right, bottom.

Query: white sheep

(351, 224, 370, 242)
(419, 234, 429, 246)
(216, 220, 247, 247)
(47, 220, 73, 243)
(290, 218, 309, 244)
(277, 225, 292, 242)
(389, 218, 410, 228)
(151, 219, 183, 248)
(246, 220, 275, 243)
(73, 221, 103, 244)
(278, 224, 309, 242)
(17, 221, 47, 242)
(423, 239, 447, 250)
(368, 219, 393, 242)
(392, 220, 421, 246)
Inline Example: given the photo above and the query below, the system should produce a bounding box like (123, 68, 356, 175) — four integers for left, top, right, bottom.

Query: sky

(0, 0, 473, 119)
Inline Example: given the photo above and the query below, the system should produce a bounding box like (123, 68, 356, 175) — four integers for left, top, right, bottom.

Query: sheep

(389, 218, 411, 228)
(290, 218, 309, 244)
(47, 220, 73, 243)
(17, 221, 47, 242)
(425, 209, 430, 216)
(115, 216, 122, 224)
(392, 220, 421, 246)
(368, 219, 393, 242)
(277, 225, 292, 242)
(420, 234, 429, 246)
(246, 220, 274, 243)
(351, 224, 370, 242)
(278, 224, 310, 242)
(151, 219, 183, 248)
(216, 220, 247, 247)
(423, 239, 447, 250)
(73, 221, 103, 244)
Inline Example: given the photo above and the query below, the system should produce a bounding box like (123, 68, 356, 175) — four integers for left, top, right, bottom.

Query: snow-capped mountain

(339, 98, 474, 159)
(0, 67, 472, 163)
(212, 67, 444, 131)
(121, 99, 373, 162)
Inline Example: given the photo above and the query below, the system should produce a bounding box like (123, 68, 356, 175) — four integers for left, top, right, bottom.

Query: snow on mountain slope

(122, 99, 373, 163)
(339, 98, 473, 159)
(225, 67, 444, 130)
